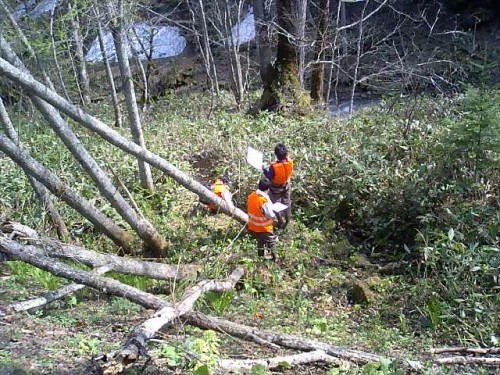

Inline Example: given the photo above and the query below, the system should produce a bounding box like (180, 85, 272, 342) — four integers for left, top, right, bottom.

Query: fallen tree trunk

(0, 265, 111, 316)
(107, 268, 244, 372)
(0, 237, 166, 309)
(183, 311, 383, 365)
(0, 97, 68, 239)
(0, 56, 248, 225)
(0, 135, 134, 252)
(0, 221, 198, 280)
(219, 350, 338, 372)
(435, 356, 500, 366)
(429, 347, 500, 355)
(0, 234, 413, 372)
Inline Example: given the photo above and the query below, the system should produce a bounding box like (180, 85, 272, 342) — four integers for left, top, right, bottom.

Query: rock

(348, 279, 375, 305)
(331, 239, 351, 259)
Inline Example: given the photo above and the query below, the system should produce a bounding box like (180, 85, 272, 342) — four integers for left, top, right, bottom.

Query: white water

(84, 23, 186, 63)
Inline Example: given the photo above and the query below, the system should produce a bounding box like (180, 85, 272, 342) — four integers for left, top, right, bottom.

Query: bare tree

(67, 0, 91, 105)
(310, 0, 330, 103)
(106, 0, 155, 192)
(187, 0, 220, 118)
(296, 0, 309, 86)
(0, 0, 55, 91)
(252, 0, 274, 89)
(94, 5, 122, 127)
(49, 2, 71, 101)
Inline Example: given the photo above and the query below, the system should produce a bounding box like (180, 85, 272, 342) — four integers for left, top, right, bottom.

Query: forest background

(0, 0, 499, 374)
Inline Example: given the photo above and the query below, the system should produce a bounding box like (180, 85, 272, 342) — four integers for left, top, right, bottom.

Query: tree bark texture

(256, 0, 310, 113)
(0, 36, 167, 256)
(252, 0, 273, 89)
(107, 0, 154, 192)
(0, 135, 134, 251)
(183, 311, 384, 365)
(310, 0, 330, 103)
(0, 97, 68, 239)
(219, 350, 338, 372)
(0, 56, 249, 224)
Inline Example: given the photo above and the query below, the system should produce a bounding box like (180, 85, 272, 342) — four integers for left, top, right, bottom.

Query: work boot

(263, 250, 276, 261)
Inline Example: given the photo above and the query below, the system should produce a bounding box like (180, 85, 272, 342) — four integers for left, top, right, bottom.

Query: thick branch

(435, 357, 500, 366)
(111, 268, 244, 368)
(219, 350, 338, 372)
(429, 347, 500, 355)
(0, 135, 134, 251)
(183, 311, 383, 365)
(0, 265, 111, 316)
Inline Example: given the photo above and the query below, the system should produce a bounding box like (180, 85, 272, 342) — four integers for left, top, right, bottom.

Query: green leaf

(193, 364, 210, 375)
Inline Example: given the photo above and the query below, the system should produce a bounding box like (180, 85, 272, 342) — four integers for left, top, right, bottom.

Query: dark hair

(274, 143, 288, 161)
(258, 177, 271, 191)
(220, 175, 230, 184)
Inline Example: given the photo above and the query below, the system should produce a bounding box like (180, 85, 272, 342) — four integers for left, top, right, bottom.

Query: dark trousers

(248, 230, 276, 256)
(269, 184, 291, 229)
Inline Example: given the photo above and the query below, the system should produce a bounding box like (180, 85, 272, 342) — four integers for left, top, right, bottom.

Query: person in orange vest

(263, 143, 293, 229)
(203, 176, 234, 213)
(247, 177, 277, 260)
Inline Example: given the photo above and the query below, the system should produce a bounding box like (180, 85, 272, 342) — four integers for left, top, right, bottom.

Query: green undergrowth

(0, 88, 499, 373)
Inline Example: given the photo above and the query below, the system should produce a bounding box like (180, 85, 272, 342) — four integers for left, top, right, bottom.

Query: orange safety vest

(270, 158, 294, 186)
(206, 179, 227, 210)
(247, 191, 273, 233)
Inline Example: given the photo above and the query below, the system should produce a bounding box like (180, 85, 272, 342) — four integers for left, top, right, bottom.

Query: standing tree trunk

(256, 0, 310, 113)
(94, 5, 122, 127)
(68, 0, 91, 105)
(252, 0, 273, 89)
(221, 0, 246, 109)
(296, 0, 308, 87)
(310, 0, 330, 103)
(0, 98, 69, 239)
(187, 0, 220, 118)
(107, 0, 155, 192)
(0, 134, 134, 252)
(0, 35, 168, 257)
(50, 3, 71, 102)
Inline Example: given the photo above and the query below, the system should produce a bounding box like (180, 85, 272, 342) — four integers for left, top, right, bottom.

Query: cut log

(0, 222, 198, 280)
(0, 265, 111, 316)
(429, 347, 500, 355)
(108, 268, 244, 372)
(219, 350, 338, 372)
(435, 356, 500, 365)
